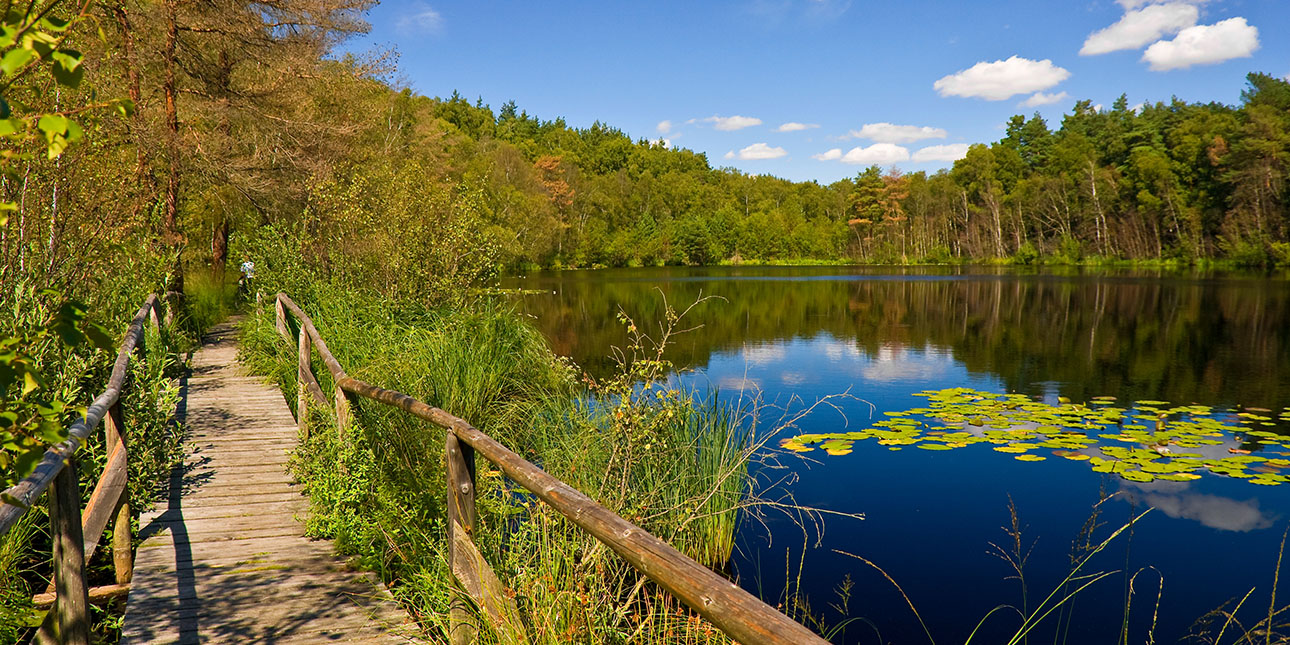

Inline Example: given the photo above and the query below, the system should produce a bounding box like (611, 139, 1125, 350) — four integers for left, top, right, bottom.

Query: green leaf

(40, 16, 72, 32)
(0, 48, 33, 75)
(36, 114, 67, 136)
(0, 492, 30, 511)
(51, 58, 82, 88)
(64, 118, 83, 142)
(114, 99, 136, 117)
(83, 322, 113, 351)
(13, 445, 43, 481)
(21, 370, 40, 395)
(46, 134, 67, 159)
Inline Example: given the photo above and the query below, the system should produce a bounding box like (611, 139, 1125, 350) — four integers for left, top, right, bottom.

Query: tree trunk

(113, 1, 153, 218)
(163, 0, 183, 292)
(211, 217, 229, 269)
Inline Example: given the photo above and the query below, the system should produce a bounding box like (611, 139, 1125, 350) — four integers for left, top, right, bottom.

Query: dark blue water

(506, 266, 1290, 644)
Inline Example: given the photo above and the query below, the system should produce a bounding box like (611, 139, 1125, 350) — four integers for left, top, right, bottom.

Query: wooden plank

(105, 401, 134, 585)
(446, 433, 477, 645)
(121, 319, 417, 645)
(449, 522, 528, 644)
(80, 439, 128, 561)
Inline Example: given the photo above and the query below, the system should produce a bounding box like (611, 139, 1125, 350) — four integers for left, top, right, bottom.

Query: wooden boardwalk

(121, 321, 421, 644)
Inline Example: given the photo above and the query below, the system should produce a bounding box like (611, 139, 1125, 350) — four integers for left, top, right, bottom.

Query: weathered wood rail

(274, 293, 829, 645)
(0, 295, 165, 645)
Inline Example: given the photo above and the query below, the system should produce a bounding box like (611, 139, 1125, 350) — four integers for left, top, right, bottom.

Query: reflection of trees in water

(510, 269, 1290, 410)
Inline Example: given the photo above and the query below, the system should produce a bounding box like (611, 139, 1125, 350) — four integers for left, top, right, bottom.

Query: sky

(345, 0, 1290, 184)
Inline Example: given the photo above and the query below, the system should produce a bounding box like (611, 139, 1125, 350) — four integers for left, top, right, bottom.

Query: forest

(4, 0, 1289, 313)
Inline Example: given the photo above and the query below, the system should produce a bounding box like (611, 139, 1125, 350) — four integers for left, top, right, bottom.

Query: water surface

(504, 266, 1290, 644)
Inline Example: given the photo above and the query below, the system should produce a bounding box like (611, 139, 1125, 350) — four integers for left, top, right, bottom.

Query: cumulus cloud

(934, 56, 1070, 101)
(650, 137, 672, 149)
(812, 148, 843, 161)
(1021, 90, 1070, 107)
(840, 143, 909, 165)
(1080, 2, 1199, 55)
(396, 2, 444, 33)
(726, 142, 787, 160)
(1142, 17, 1259, 70)
(702, 115, 763, 131)
(777, 122, 819, 132)
(847, 122, 947, 144)
(656, 120, 673, 134)
(912, 143, 970, 163)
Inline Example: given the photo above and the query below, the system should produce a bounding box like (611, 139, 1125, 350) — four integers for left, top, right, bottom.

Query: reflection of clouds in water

(781, 371, 808, 386)
(742, 343, 788, 366)
(821, 338, 861, 362)
(1121, 481, 1278, 532)
(717, 375, 761, 392)
(860, 345, 957, 382)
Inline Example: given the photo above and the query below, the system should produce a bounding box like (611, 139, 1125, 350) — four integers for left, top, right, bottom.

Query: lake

(503, 266, 1290, 644)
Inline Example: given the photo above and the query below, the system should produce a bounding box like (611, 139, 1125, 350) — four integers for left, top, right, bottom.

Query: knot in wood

(701, 595, 713, 607)
(459, 483, 471, 494)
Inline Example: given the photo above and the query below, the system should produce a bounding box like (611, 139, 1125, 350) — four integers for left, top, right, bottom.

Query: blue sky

(347, 0, 1289, 184)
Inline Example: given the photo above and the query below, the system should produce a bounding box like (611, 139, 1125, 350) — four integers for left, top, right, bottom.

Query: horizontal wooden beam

(33, 583, 130, 610)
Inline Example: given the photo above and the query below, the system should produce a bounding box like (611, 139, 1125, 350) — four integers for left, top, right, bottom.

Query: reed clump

(238, 280, 763, 643)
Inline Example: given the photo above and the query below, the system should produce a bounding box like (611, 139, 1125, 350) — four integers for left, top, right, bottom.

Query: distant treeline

(414, 73, 1290, 269)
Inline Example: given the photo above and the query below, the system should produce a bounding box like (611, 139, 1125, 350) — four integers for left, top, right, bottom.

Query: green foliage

(0, 1, 130, 172)
(0, 297, 111, 490)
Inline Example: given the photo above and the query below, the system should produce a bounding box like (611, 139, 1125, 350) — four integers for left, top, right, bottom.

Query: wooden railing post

(335, 385, 352, 439)
(104, 402, 133, 585)
(298, 328, 312, 439)
(446, 432, 477, 645)
(275, 297, 289, 340)
(38, 457, 91, 645)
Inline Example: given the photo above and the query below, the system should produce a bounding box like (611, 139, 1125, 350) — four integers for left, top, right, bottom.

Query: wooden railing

(273, 293, 828, 645)
(0, 295, 165, 645)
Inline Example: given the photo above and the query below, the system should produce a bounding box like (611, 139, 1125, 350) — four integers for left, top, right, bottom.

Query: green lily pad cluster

(780, 388, 1290, 486)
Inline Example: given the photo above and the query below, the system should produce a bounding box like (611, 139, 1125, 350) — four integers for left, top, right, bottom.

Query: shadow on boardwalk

(121, 321, 420, 644)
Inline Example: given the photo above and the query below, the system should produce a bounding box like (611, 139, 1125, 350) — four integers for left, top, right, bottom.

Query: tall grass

(0, 512, 39, 643)
(238, 283, 761, 643)
(177, 266, 239, 338)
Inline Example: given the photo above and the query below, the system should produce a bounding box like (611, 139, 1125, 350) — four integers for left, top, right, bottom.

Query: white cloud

(1080, 3, 1199, 56)
(656, 120, 673, 134)
(847, 122, 947, 144)
(728, 142, 787, 160)
(777, 122, 819, 132)
(840, 143, 909, 165)
(1117, 0, 1208, 8)
(912, 143, 970, 163)
(650, 137, 673, 149)
(812, 148, 843, 161)
(396, 2, 443, 33)
(1021, 90, 1070, 107)
(1142, 17, 1259, 71)
(934, 56, 1070, 101)
(703, 115, 763, 131)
